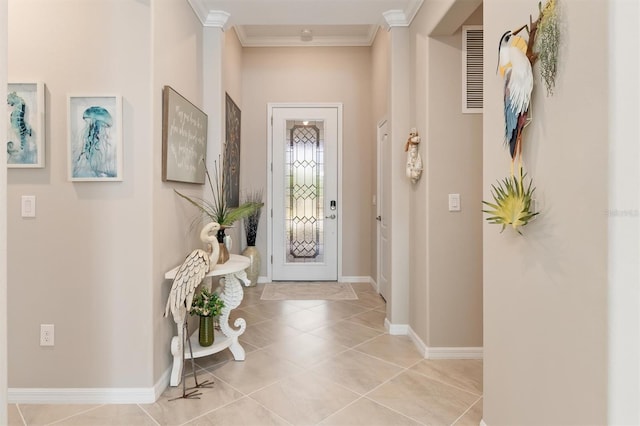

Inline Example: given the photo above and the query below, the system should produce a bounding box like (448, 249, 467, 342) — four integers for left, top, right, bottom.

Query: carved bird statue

(164, 221, 220, 399)
(498, 25, 533, 177)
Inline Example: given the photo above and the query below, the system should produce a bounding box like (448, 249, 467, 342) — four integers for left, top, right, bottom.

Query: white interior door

(377, 119, 390, 300)
(270, 105, 340, 281)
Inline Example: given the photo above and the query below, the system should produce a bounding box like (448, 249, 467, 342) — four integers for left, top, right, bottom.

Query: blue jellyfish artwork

(7, 91, 36, 165)
(72, 105, 117, 178)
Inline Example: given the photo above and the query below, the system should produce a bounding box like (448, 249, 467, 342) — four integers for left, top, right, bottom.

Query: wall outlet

(40, 324, 54, 346)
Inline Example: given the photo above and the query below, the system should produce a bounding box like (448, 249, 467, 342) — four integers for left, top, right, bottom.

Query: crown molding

(235, 25, 380, 47)
(383, 10, 409, 28)
(188, 0, 230, 29)
(204, 10, 230, 28)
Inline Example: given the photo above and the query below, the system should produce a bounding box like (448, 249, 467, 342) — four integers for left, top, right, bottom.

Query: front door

(270, 104, 341, 281)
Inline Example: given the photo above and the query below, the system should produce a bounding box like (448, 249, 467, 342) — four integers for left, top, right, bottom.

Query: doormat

(260, 282, 358, 301)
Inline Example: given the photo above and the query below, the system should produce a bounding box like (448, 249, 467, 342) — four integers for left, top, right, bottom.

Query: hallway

(7, 282, 482, 425)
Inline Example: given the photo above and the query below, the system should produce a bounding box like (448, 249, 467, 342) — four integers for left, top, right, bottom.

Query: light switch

(448, 193, 461, 212)
(21, 195, 36, 218)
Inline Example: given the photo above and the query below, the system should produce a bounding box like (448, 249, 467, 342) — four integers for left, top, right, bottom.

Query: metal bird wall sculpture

(498, 25, 533, 177)
(164, 221, 220, 399)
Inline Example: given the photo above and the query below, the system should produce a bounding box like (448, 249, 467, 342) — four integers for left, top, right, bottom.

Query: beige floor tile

(342, 291, 386, 309)
(355, 335, 422, 368)
(18, 404, 101, 425)
(263, 332, 349, 368)
(453, 397, 483, 426)
(142, 370, 243, 425)
(7, 404, 24, 426)
(207, 349, 305, 394)
(311, 349, 403, 394)
(349, 282, 378, 293)
(410, 359, 483, 395)
(250, 371, 360, 425)
(229, 307, 270, 326)
(53, 405, 156, 425)
(367, 370, 479, 425)
(274, 307, 341, 332)
(242, 301, 303, 320)
(184, 396, 289, 425)
(319, 397, 421, 426)
(307, 300, 369, 321)
(284, 299, 328, 310)
(310, 318, 383, 348)
(237, 319, 302, 348)
(345, 310, 387, 332)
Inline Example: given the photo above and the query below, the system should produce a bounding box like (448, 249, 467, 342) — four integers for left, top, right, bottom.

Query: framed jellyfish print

(7, 82, 46, 168)
(67, 95, 123, 181)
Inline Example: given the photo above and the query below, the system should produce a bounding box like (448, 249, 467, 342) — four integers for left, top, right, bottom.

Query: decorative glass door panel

(286, 121, 324, 263)
(271, 106, 339, 281)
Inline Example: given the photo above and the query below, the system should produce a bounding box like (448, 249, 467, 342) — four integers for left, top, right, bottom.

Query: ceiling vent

(462, 25, 483, 114)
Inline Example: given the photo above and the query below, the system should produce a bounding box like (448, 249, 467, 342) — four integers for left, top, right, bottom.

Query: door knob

(325, 214, 336, 219)
(376, 216, 382, 221)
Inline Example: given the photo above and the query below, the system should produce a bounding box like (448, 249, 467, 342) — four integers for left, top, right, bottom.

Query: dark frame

(224, 93, 241, 207)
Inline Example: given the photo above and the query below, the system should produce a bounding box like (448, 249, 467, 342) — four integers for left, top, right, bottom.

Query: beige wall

(7, 0, 204, 389)
(151, 0, 204, 383)
(8, 0, 153, 388)
(408, 2, 483, 347)
(1, 0, 7, 420)
(483, 0, 608, 423)
(241, 46, 373, 278)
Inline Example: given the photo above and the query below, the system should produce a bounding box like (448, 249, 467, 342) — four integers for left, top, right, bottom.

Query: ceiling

(188, 0, 424, 46)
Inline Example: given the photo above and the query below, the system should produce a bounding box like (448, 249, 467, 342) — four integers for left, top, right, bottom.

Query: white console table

(164, 254, 251, 387)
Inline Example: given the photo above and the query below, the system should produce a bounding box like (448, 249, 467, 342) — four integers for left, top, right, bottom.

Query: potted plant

(242, 189, 264, 286)
(175, 159, 261, 263)
(189, 287, 225, 347)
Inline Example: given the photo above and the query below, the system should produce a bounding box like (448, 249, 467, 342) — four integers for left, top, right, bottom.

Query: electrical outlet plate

(40, 324, 54, 346)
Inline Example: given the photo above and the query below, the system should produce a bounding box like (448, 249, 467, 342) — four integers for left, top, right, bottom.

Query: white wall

(241, 46, 373, 278)
(483, 0, 608, 423)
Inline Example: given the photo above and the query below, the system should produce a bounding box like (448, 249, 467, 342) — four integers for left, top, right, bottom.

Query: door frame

(266, 102, 343, 282)
(376, 117, 388, 297)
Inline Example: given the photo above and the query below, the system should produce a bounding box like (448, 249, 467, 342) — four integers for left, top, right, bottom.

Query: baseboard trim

(340, 276, 372, 283)
(385, 318, 409, 335)
(257, 276, 269, 283)
(427, 346, 483, 359)
(7, 369, 171, 404)
(408, 326, 428, 357)
(406, 326, 483, 359)
(480, 419, 488, 426)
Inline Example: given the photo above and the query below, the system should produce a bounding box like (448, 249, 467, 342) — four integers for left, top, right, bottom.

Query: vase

(199, 316, 214, 347)
(241, 245, 261, 287)
(216, 228, 229, 264)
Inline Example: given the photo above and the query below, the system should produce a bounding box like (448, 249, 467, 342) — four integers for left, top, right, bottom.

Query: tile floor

(7, 282, 483, 426)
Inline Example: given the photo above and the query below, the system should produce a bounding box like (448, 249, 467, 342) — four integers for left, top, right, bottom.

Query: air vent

(462, 26, 483, 113)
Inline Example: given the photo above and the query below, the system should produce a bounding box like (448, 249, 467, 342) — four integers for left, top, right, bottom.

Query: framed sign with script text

(162, 85, 208, 184)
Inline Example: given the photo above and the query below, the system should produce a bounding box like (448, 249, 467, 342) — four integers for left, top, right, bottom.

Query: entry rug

(260, 282, 358, 301)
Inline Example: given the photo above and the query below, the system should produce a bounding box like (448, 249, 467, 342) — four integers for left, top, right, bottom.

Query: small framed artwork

(224, 93, 240, 207)
(162, 85, 208, 184)
(68, 95, 123, 181)
(7, 82, 45, 168)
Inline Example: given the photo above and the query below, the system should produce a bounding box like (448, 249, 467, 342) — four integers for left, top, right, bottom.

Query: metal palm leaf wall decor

(483, 0, 560, 234)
